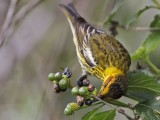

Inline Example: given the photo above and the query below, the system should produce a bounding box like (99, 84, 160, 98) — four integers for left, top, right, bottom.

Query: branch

(119, 25, 160, 32)
(8, 0, 45, 40)
(117, 109, 134, 120)
(130, 27, 160, 31)
(0, 0, 45, 47)
(145, 56, 160, 75)
(13, 0, 45, 25)
(0, 0, 18, 47)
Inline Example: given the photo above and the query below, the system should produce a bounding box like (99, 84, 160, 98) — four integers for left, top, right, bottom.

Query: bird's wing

(82, 31, 131, 72)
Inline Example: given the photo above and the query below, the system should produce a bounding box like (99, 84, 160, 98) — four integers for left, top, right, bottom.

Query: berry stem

(75, 102, 105, 111)
(145, 56, 160, 75)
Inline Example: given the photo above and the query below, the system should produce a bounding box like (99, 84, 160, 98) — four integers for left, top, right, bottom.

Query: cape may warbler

(60, 3, 131, 99)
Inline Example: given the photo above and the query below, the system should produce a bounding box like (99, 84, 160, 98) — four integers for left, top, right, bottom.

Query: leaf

(82, 105, 103, 120)
(103, 0, 124, 25)
(131, 15, 160, 60)
(126, 6, 158, 28)
(143, 99, 160, 111)
(92, 109, 116, 120)
(126, 72, 160, 102)
(135, 103, 160, 120)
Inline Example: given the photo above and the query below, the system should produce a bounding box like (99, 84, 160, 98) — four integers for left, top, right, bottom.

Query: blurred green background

(0, 0, 159, 120)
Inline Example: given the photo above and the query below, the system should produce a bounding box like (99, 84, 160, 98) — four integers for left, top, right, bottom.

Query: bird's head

(98, 74, 128, 99)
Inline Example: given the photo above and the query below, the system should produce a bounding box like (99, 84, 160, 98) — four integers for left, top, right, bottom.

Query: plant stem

(145, 56, 160, 75)
(76, 102, 105, 110)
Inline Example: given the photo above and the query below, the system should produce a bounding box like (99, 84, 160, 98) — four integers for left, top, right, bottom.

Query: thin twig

(1, 0, 45, 47)
(12, 0, 45, 25)
(145, 56, 160, 75)
(128, 103, 140, 120)
(130, 27, 160, 31)
(117, 109, 134, 120)
(119, 25, 160, 32)
(7, 0, 45, 40)
(0, 0, 18, 47)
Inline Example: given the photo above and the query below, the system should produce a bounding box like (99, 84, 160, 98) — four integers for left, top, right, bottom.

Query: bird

(59, 3, 131, 99)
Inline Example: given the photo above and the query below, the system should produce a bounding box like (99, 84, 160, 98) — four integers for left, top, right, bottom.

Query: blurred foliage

(0, 0, 160, 120)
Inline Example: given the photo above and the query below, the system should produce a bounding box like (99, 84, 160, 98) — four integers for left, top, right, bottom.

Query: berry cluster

(48, 68, 98, 115)
(64, 77, 98, 115)
(48, 67, 72, 93)
(71, 78, 98, 106)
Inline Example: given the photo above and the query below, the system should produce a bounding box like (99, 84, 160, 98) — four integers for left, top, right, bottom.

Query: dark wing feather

(82, 31, 131, 72)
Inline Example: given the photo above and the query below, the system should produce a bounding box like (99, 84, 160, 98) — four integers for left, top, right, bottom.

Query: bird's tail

(59, 3, 86, 48)
(59, 3, 80, 23)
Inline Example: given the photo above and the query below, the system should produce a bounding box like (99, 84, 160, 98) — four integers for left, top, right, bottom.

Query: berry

(77, 80, 83, 87)
(85, 99, 92, 106)
(67, 103, 79, 111)
(54, 72, 62, 81)
(79, 87, 88, 96)
(64, 107, 73, 115)
(71, 87, 79, 95)
(82, 79, 90, 86)
(53, 83, 61, 93)
(76, 95, 84, 106)
(48, 73, 55, 81)
(59, 78, 68, 90)
(69, 102, 79, 110)
(87, 84, 95, 92)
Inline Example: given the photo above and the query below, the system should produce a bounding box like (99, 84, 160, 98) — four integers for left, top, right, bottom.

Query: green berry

(79, 87, 88, 96)
(48, 73, 55, 81)
(66, 104, 72, 110)
(54, 72, 62, 81)
(71, 87, 79, 95)
(69, 102, 79, 110)
(59, 78, 68, 90)
(64, 107, 73, 115)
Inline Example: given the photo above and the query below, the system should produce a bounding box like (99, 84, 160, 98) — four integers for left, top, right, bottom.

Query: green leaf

(126, 6, 158, 28)
(142, 99, 160, 111)
(126, 72, 160, 102)
(103, 0, 124, 25)
(135, 103, 160, 120)
(82, 105, 103, 120)
(131, 15, 160, 60)
(92, 109, 116, 120)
